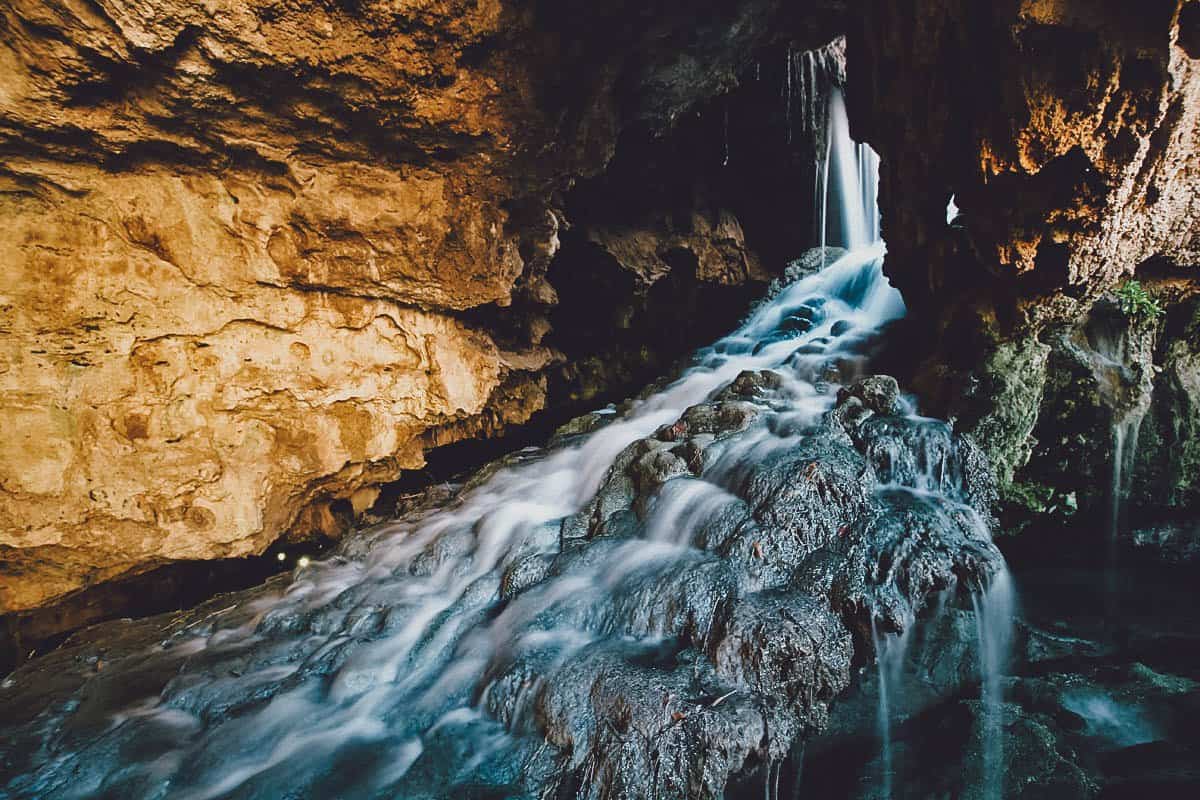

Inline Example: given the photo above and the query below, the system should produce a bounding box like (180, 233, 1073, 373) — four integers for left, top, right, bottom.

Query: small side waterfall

(1084, 314, 1153, 609)
(1108, 413, 1146, 585)
(871, 620, 914, 800)
(972, 569, 1017, 800)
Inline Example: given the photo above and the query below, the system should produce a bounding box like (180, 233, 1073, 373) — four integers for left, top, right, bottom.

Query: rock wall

(1000, 279, 1200, 528)
(0, 0, 549, 613)
(0, 0, 848, 614)
(850, 0, 1199, 310)
(846, 0, 1200, 532)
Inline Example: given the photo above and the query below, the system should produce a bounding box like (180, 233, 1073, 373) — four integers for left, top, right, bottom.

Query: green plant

(1114, 280, 1165, 322)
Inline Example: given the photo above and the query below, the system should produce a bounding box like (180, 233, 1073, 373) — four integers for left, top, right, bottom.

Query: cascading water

(0, 41, 1014, 800)
(971, 568, 1017, 800)
(1083, 318, 1153, 612)
(821, 89, 880, 251)
(871, 619, 913, 800)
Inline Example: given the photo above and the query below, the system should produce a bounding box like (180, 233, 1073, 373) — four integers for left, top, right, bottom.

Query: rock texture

(916, 277, 1200, 534)
(1022, 279, 1200, 524)
(851, 0, 1199, 308)
(0, 0, 554, 612)
(0, 0, 844, 613)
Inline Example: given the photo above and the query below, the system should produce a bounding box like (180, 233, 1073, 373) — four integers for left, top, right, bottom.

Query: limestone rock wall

(0, 0, 844, 613)
(0, 0, 553, 612)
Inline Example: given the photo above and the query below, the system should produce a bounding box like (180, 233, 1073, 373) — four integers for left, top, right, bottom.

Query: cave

(0, 1, 1198, 798)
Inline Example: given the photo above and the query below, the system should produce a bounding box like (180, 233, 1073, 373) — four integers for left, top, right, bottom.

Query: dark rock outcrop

(0, 371, 1005, 798)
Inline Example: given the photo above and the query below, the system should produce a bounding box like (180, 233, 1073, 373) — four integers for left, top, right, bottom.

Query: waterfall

(872, 620, 914, 800)
(1, 38, 1023, 800)
(1084, 318, 1152, 611)
(815, 88, 880, 253)
(971, 569, 1017, 800)
(1109, 415, 1145, 568)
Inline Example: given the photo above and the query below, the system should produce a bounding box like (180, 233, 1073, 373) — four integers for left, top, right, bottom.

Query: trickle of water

(871, 619, 914, 800)
(971, 568, 1017, 800)
(723, 101, 731, 167)
(786, 36, 847, 147)
(1085, 318, 1152, 613)
(785, 43, 794, 143)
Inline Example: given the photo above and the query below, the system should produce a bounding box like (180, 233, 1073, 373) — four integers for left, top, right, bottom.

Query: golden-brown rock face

(0, 0, 800, 613)
(0, 0, 561, 612)
(851, 0, 1199, 309)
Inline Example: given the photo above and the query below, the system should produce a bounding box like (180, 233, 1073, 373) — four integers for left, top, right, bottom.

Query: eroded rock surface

(0, 0, 847, 613)
(919, 278, 1200, 534)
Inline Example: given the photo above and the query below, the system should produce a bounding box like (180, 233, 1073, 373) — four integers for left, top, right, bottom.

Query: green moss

(1003, 480, 1078, 523)
(965, 335, 1052, 491)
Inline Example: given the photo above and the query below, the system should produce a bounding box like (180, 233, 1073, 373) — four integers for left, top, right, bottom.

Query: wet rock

(827, 395, 876, 436)
(709, 590, 852, 726)
(0, 361, 1008, 800)
(817, 490, 1003, 634)
(501, 554, 555, 600)
(630, 448, 694, 495)
(725, 432, 876, 579)
(1130, 521, 1200, 566)
(715, 371, 786, 402)
(537, 641, 775, 800)
(838, 375, 901, 416)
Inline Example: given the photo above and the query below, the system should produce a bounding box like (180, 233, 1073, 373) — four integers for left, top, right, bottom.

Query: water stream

(971, 569, 1016, 800)
(0, 51, 1018, 800)
(1084, 318, 1153, 613)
